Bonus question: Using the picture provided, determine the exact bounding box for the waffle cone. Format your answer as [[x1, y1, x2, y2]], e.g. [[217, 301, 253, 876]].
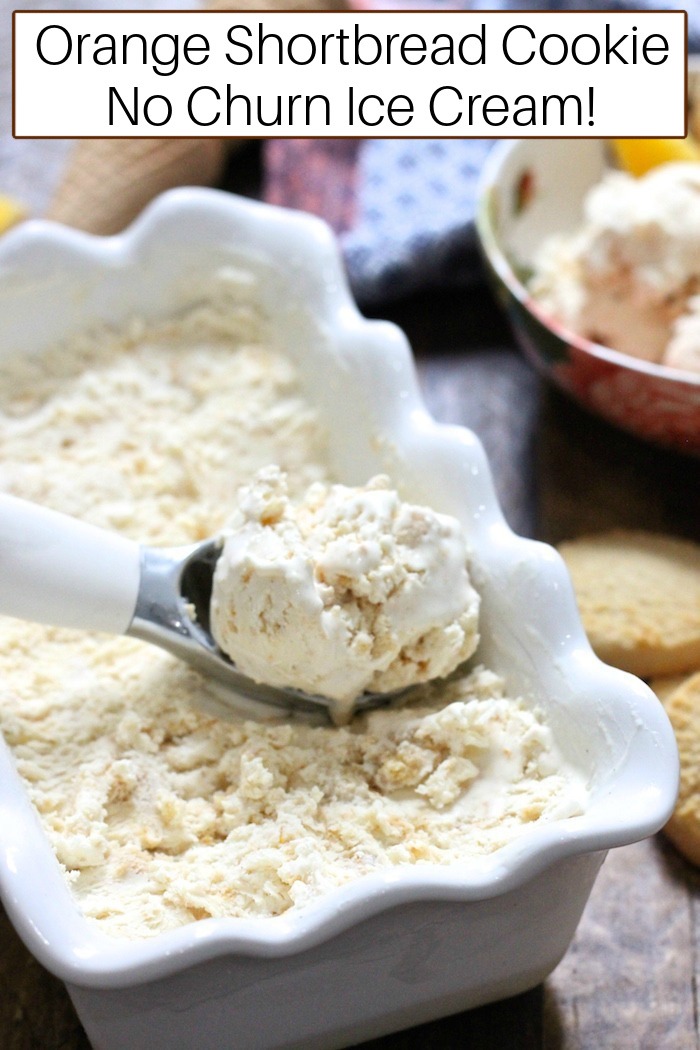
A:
[[46, 0, 348, 234], [45, 138, 233, 235]]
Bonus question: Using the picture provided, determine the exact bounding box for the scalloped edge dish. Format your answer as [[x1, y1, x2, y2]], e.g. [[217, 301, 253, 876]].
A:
[[0, 189, 679, 1050]]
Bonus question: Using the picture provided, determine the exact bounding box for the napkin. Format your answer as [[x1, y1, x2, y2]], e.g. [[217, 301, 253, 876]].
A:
[[263, 0, 699, 305]]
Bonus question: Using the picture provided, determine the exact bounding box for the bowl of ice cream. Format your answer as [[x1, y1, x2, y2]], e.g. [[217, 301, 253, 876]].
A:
[[0, 188, 678, 1050], [475, 139, 700, 456]]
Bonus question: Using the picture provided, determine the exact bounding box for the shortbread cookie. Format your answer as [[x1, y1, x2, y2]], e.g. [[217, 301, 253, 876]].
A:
[[558, 531, 700, 678], [650, 674, 690, 705], [652, 672, 700, 866]]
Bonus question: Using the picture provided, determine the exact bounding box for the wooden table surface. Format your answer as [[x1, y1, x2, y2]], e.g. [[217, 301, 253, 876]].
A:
[[1, 282, 699, 1049]]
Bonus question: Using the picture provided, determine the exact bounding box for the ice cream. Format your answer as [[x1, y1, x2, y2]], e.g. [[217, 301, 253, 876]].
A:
[[5, 643, 584, 936], [0, 271, 586, 939], [665, 296, 700, 373], [530, 162, 700, 372], [210, 467, 480, 721]]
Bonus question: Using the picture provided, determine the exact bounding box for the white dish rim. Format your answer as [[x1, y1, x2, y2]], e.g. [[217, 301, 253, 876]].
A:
[[0, 187, 680, 989]]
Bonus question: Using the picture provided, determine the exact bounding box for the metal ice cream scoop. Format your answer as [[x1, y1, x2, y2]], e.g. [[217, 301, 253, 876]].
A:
[[0, 494, 394, 716]]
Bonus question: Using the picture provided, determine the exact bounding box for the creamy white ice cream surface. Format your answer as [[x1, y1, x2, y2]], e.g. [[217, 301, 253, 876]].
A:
[[210, 467, 480, 721], [0, 271, 586, 938]]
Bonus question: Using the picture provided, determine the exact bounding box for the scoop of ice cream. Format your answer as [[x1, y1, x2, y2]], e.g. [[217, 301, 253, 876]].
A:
[[530, 162, 700, 363], [664, 296, 700, 373], [580, 163, 700, 295], [210, 467, 479, 718]]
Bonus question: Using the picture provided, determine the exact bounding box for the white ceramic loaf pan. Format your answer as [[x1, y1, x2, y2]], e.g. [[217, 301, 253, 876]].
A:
[[0, 189, 679, 1050]]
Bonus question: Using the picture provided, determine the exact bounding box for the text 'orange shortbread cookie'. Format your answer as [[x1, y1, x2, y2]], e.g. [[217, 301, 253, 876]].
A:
[[558, 531, 700, 678], [651, 672, 700, 867]]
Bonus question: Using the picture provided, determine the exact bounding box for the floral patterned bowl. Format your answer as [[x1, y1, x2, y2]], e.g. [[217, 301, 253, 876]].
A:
[[475, 137, 700, 456]]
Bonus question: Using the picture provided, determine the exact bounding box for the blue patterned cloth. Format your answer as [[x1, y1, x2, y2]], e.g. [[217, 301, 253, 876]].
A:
[[321, 0, 697, 304], [341, 139, 492, 303]]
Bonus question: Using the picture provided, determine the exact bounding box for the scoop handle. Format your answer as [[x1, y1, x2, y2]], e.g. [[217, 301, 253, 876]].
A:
[[0, 494, 141, 634]]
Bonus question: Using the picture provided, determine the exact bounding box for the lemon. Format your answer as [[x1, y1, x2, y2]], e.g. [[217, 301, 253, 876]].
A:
[[611, 137, 700, 177], [0, 195, 27, 233]]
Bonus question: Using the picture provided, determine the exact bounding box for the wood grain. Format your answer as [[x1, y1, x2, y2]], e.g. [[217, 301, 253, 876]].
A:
[[544, 839, 700, 1050], [0, 904, 89, 1049]]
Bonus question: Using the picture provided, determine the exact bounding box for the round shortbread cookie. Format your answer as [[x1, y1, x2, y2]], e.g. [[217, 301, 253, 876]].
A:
[[652, 671, 700, 866], [558, 531, 700, 678], [651, 674, 690, 705]]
